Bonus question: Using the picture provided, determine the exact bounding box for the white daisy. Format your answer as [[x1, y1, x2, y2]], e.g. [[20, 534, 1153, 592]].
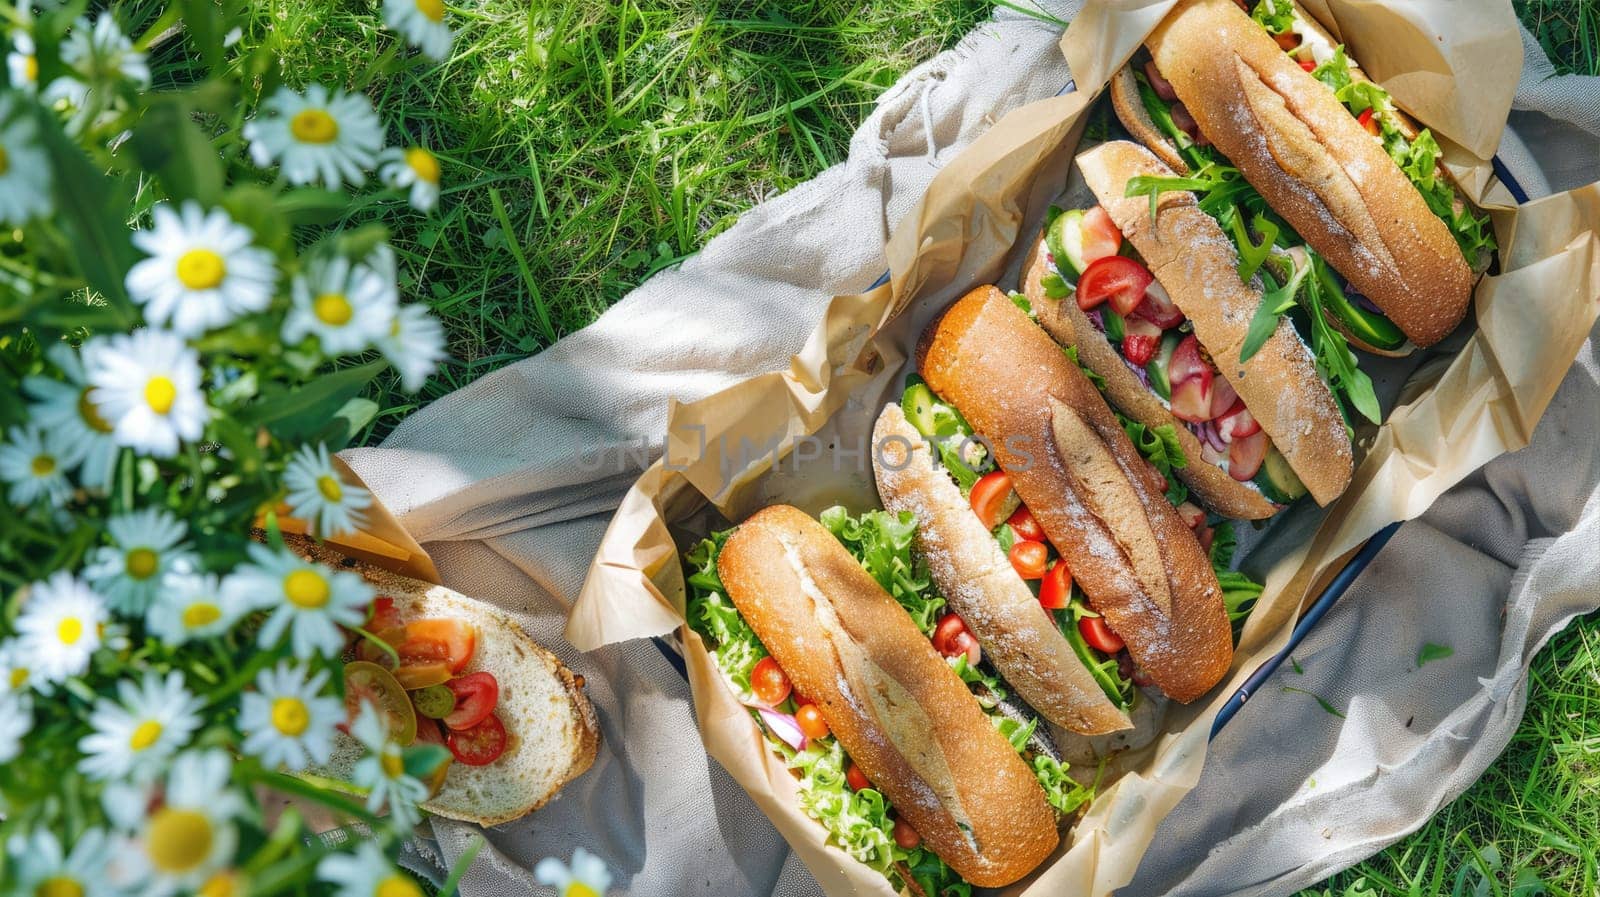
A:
[[243, 84, 384, 188], [238, 661, 343, 771], [5, 828, 116, 897], [318, 840, 426, 897], [382, 0, 454, 61], [535, 848, 614, 897], [84, 508, 198, 615], [283, 252, 398, 355], [15, 572, 108, 683], [0, 424, 73, 507], [84, 330, 210, 458], [233, 543, 372, 658], [283, 443, 372, 537], [0, 638, 46, 697], [113, 749, 245, 897], [379, 303, 448, 393], [350, 701, 428, 830], [0, 692, 31, 764], [60, 13, 150, 87], [24, 343, 122, 491], [144, 571, 251, 646], [125, 201, 278, 336], [7, 31, 38, 94], [78, 669, 204, 782], [0, 92, 53, 226], [379, 145, 442, 212]]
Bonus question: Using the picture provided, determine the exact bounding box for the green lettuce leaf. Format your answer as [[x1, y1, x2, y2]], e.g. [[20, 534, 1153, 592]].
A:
[[819, 506, 946, 634], [1207, 521, 1265, 635], [1250, 0, 1295, 34], [1119, 415, 1189, 505], [684, 532, 768, 694], [1033, 754, 1095, 816]]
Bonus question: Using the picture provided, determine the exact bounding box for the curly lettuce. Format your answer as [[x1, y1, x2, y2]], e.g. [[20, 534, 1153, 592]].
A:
[[1120, 417, 1189, 505], [819, 506, 946, 634], [685, 532, 767, 695]]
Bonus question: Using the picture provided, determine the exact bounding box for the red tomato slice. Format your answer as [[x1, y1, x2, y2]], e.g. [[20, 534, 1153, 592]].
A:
[[1208, 373, 1240, 419], [1228, 430, 1269, 481], [932, 613, 967, 656], [1273, 30, 1302, 51], [1079, 615, 1126, 654], [1135, 282, 1184, 329], [1076, 256, 1154, 316], [1038, 560, 1072, 610], [1168, 335, 1213, 389], [368, 596, 401, 633], [893, 817, 922, 849], [446, 712, 508, 766], [846, 763, 871, 792], [749, 656, 792, 707], [1216, 400, 1262, 440], [1080, 206, 1123, 266], [1008, 540, 1049, 580], [1169, 376, 1216, 423], [1357, 107, 1379, 136], [442, 671, 500, 731], [969, 471, 1015, 530], [1299, 58, 1317, 72], [397, 619, 477, 673], [1122, 317, 1163, 366], [949, 631, 982, 666], [1174, 501, 1207, 530], [1006, 505, 1044, 542], [795, 703, 830, 740]]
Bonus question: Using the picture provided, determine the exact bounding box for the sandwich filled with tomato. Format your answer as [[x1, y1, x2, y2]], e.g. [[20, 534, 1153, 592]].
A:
[[685, 504, 1094, 894], [1109, 0, 1495, 354], [1021, 140, 1353, 518]]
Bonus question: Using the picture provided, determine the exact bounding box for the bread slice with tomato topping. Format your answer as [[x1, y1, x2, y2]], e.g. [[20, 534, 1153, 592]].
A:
[[286, 534, 600, 827]]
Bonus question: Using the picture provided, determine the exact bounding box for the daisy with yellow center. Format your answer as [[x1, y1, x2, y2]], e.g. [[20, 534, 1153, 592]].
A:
[[0, 424, 73, 507], [0, 93, 52, 226], [382, 0, 454, 61], [380, 301, 449, 393], [144, 571, 251, 646], [243, 84, 384, 188], [235, 544, 373, 658], [535, 848, 614, 897], [239, 661, 343, 771], [125, 201, 278, 336], [7, 32, 39, 94], [23, 343, 121, 491], [378, 145, 442, 212], [284, 249, 399, 356], [84, 508, 197, 615], [83, 330, 210, 458], [110, 749, 244, 897], [5, 828, 114, 897], [283, 442, 373, 537], [350, 702, 428, 830], [318, 841, 428, 897], [14, 573, 107, 684], [78, 670, 203, 782]]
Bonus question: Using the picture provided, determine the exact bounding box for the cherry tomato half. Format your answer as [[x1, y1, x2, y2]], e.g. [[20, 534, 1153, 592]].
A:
[[1038, 560, 1073, 610], [1079, 206, 1124, 266], [1079, 615, 1126, 655], [1009, 540, 1049, 580], [343, 660, 418, 746], [442, 671, 500, 731], [932, 613, 968, 656], [795, 703, 830, 740], [949, 631, 981, 666], [396, 619, 477, 673], [1006, 505, 1044, 542], [846, 763, 871, 792], [750, 656, 792, 708], [1076, 256, 1155, 317], [892, 817, 922, 849], [446, 712, 509, 766], [969, 471, 1015, 530], [1299, 58, 1317, 72]]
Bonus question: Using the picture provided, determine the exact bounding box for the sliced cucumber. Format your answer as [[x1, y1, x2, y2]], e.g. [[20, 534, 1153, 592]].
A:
[[1146, 331, 1181, 400], [1316, 259, 1406, 352], [1102, 307, 1126, 343], [1047, 208, 1090, 279], [1254, 446, 1308, 504], [901, 379, 941, 438]]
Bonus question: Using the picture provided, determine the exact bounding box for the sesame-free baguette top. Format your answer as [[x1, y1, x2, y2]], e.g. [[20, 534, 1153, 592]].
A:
[[716, 505, 1057, 888], [917, 286, 1231, 703], [872, 403, 1133, 735], [1145, 0, 1471, 347], [1074, 140, 1353, 507]]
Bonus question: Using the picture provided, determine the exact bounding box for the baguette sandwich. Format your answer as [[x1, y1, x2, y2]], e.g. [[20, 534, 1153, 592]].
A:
[[1110, 0, 1496, 353]]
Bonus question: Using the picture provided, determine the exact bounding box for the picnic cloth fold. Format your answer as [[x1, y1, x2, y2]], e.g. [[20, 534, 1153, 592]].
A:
[[342, 3, 1600, 895]]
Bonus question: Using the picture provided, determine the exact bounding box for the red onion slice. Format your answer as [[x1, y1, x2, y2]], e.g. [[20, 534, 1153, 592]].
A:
[[758, 708, 807, 752]]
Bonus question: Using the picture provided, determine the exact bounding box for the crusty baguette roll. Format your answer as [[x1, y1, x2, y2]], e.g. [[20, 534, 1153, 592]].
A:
[[918, 286, 1232, 703], [871, 403, 1133, 735], [1034, 140, 1353, 508], [717, 505, 1058, 888], [1141, 0, 1471, 347], [288, 535, 600, 827]]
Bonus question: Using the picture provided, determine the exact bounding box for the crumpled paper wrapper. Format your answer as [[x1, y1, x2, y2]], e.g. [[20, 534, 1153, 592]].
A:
[[571, 1, 1600, 895]]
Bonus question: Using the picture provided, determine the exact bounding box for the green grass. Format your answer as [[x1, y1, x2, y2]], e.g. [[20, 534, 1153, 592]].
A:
[[236, 2, 1598, 894]]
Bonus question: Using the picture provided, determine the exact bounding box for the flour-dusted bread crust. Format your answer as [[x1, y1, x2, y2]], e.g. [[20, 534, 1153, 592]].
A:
[[1069, 140, 1353, 507], [871, 404, 1132, 735], [717, 506, 1058, 888], [917, 287, 1231, 703], [288, 535, 600, 827], [1142, 0, 1472, 347]]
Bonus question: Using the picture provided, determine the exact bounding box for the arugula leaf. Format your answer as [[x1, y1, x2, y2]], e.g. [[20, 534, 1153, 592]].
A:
[[949, 652, 1007, 707], [1033, 754, 1095, 816], [1229, 212, 1280, 283], [819, 507, 946, 634], [1057, 605, 1135, 708], [1250, 0, 1295, 33], [1304, 256, 1382, 423], [1283, 685, 1346, 719], [1417, 642, 1454, 667], [1240, 254, 1308, 363]]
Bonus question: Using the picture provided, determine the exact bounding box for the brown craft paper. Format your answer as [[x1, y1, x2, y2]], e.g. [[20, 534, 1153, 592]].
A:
[[572, 1, 1600, 894]]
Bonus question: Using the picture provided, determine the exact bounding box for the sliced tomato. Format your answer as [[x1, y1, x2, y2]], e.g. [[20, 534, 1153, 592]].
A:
[[1208, 373, 1240, 419], [1216, 400, 1262, 440], [1273, 30, 1302, 51], [846, 763, 871, 792], [969, 471, 1015, 530], [442, 671, 500, 731], [1169, 375, 1216, 423], [393, 662, 453, 691], [1080, 206, 1123, 266], [1079, 615, 1126, 654], [949, 631, 981, 666], [1168, 335, 1213, 390], [750, 656, 791, 708], [892, 817, 922, 849], [368, 596, 401, 633], [1006, 505, 1044, 542], [343, 661, 418, 746], [1136, 281, 1184, 329], [395, 619, 477, 673], [1008, 540, 1049, 580], [795, 703, 830, 740], [1299, 58, 1317, 72], [1228, 429, 1269, 480], [1174, 501, 1207, 530], [446, 712, 508, 766], [1038, 560, 1072, 610], [1076, 256, 1154, 316], [1122, 317, 1163, 366], [1357, 107, 1379, 136], [932, 613, 968, 656]]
